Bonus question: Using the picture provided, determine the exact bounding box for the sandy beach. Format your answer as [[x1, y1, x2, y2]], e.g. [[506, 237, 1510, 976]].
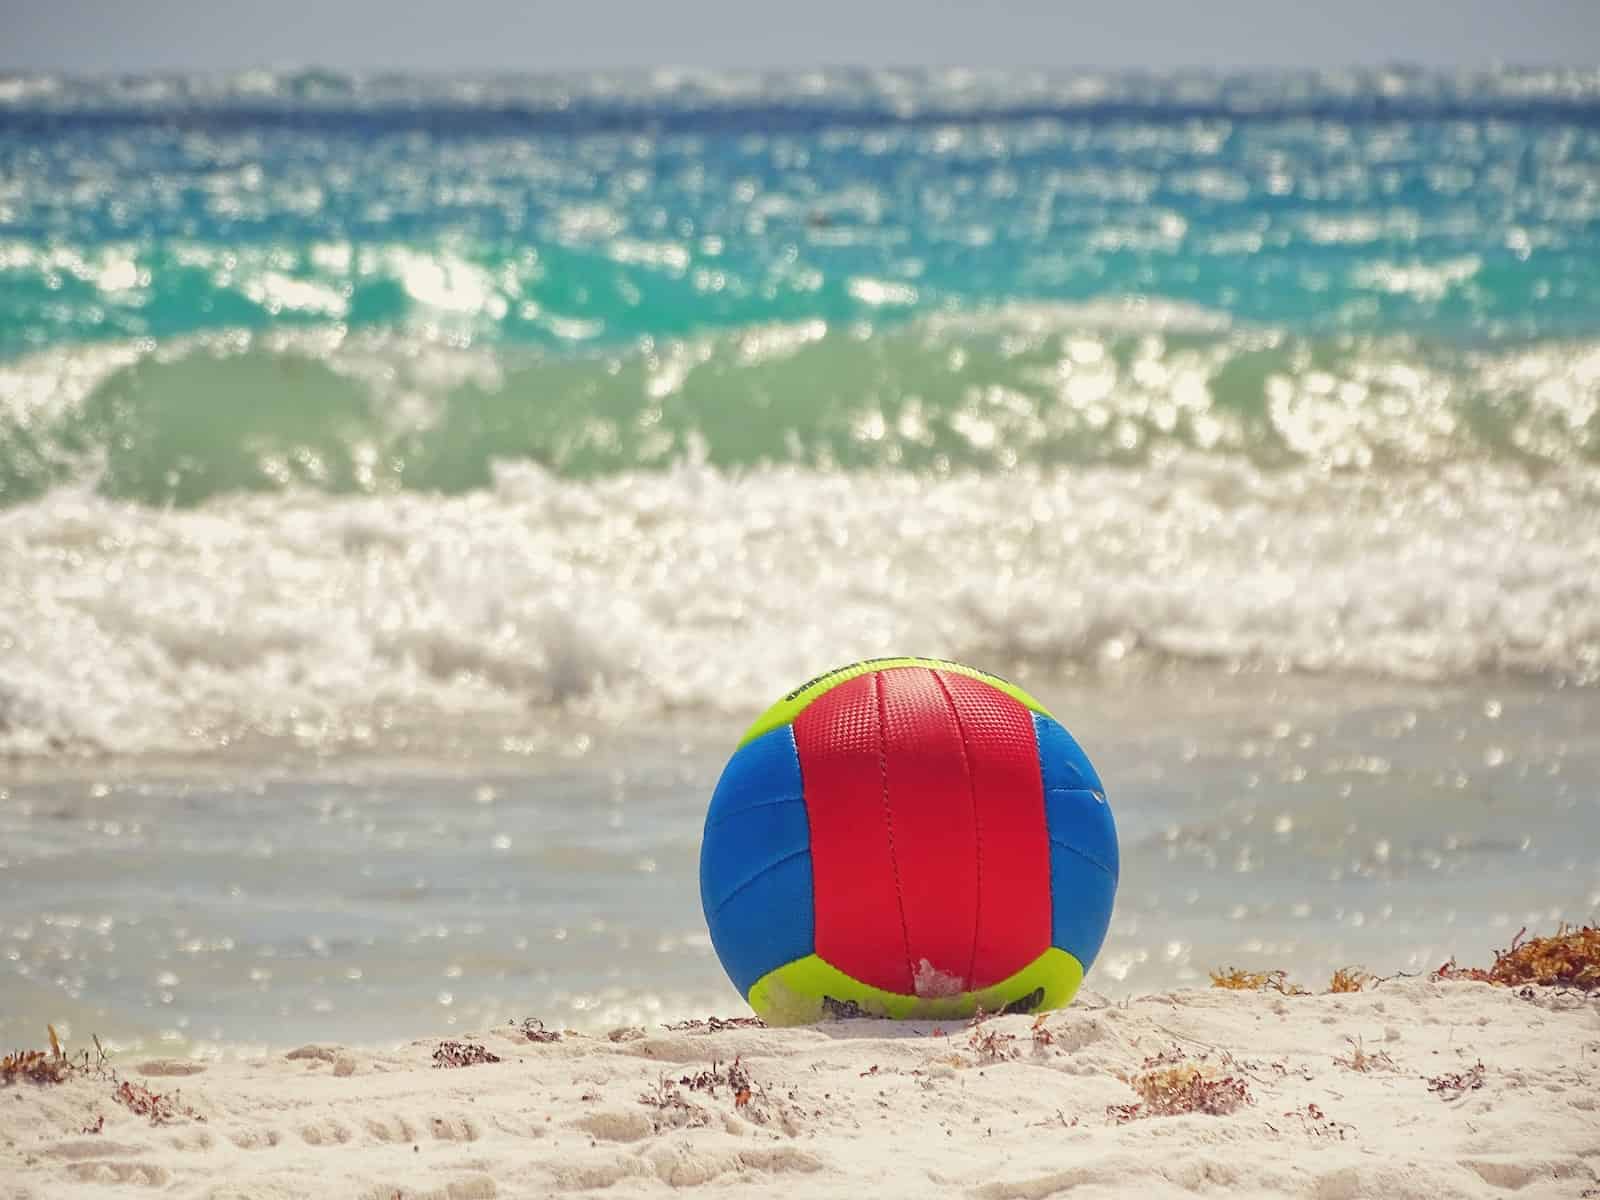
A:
[[5, 976, 1597, 1199]]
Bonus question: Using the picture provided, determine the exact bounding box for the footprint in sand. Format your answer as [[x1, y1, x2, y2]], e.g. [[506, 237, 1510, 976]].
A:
[[364, 1113, 420, 1143], [65, 1161, 173, 1187], [298, 1117, 353, 1146], [226, 1127, 282, 1150], [428, 1114, 482, 1142]]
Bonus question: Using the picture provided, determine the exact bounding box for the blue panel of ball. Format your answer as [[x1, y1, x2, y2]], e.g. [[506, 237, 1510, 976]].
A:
[[1034, 712, 1106, 796], [1034, 714, 1119, 971], [699, 725, 815, 996]]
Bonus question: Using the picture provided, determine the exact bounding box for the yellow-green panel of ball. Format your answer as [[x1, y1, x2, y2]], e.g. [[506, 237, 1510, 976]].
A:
[[747, 946, 1085, 1026]]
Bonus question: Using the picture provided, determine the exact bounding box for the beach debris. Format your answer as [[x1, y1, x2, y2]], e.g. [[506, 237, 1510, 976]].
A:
[[1030, 1015, 1056, 1052], [1434, 924, 1600, 993], [1334, 1036, 1395, 1074], [637, 1056, 765, 1128], [660, 1015, 766, 1032], [1108, 1062, 1252, 1123], [1327, 967, 1374, 993], [1029, 1109, 1079, 1129], [511, 1018, 562, 1044], [1209, 967, 1308, 995], [1140, 1046, 1189, 1069], [964, 1010, 1019, 1063], [114, 1079, 205, 1125], [2, 1024, 79, 1086], [1426, 1060, 1486, 1100], [968, 1026, 1018, 1063], [7, 1025, 202, 1124], [80, 1114, 105, 1134], [1, 1047, 72, 1086], [680, 1057, 754, 1099], [636, 1075, 712, 1130], [1279, 1102, 1351, 1140], [431, 1041, 501, 1069]]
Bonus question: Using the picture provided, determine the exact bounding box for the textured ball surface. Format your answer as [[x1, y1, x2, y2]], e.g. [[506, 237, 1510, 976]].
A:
[[700, 658, 1118, 1025]]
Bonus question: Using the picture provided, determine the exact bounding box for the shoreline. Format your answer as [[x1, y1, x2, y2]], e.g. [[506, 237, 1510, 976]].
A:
[[5, 976, 1598, 1199]]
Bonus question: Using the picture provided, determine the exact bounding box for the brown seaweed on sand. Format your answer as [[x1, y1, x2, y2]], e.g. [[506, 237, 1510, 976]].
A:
[[113, 1080, 206, 1125], [432, 1041, 501, 1068], [1426, 1060, 1486, 1100], [1108, 1062, 1252, 1123], [511, 1018, 562, 1044], [1209, 968, 1308, 995], [1326, 967, 1374, 993], [1, 1048, 72, 1086], [2, 1025, 80, 1086], [1433, 924, 1600, 992]]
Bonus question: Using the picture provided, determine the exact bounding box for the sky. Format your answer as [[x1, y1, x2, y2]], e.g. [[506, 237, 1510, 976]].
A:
[[1, 0, 1597, 73]]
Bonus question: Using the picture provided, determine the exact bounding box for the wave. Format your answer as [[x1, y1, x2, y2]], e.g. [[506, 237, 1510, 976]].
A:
[[2, 451, 1598, 757], [2, 308, 1597, 507]]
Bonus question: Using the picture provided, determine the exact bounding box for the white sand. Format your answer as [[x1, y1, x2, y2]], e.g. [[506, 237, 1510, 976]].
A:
[[4, 979, 1598, 1200]]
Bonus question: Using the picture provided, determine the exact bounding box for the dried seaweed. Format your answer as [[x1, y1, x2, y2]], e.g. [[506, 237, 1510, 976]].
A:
[[1433, 925, 1600, 992], [1333, 1036, 1395, 1073], [431, 1041, 501, 1069], [510, 1018, 562, 1044], [113, 1080, 205, 1125], [680, 1057, 754, 1099], [1209, 968, 1307, 995], [1139, 1046, 1189, 1069], [1426, 1060, 1486, 1100], [1279, 1102, 1351, 1140], [637, 1074, 711, 1128], [638, 1057, 760, 1124], [967, 1024, 1018, 1063], [1, 1048, 72, 1086], [1108, 1063, 1252, 1123], [2, 1025, 81, 1086], [1326, 967, 1373, 994]]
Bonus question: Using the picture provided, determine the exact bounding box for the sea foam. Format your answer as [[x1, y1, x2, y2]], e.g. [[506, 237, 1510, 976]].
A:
[[3, 454, 1597, 757]]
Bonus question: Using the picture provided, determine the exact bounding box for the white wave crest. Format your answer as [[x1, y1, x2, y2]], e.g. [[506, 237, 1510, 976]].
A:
[[2, 456, 1597, 757]]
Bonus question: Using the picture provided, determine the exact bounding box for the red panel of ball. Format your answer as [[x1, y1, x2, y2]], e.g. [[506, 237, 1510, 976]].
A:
[[792, 665, 1051, 996]]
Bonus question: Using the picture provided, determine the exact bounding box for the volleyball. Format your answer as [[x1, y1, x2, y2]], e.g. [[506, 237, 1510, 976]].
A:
[[700, 657, 1118, 1025]]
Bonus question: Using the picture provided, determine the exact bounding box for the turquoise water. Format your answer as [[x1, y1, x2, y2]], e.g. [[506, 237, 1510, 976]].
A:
[[2, 68, 1599, 504]]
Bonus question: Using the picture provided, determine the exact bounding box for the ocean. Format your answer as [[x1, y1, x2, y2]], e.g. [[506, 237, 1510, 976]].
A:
[[1, 67, 1597, 1053]]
